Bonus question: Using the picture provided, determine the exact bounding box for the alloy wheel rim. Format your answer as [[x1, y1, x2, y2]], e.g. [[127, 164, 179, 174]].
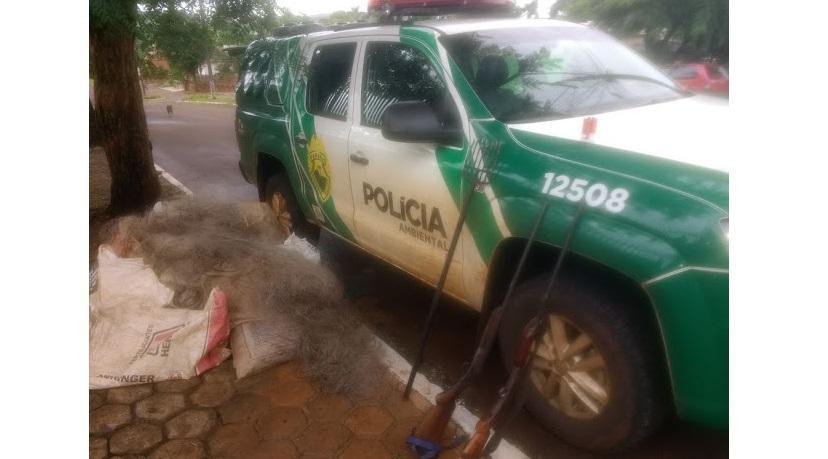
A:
[[530, 315, 610, 419]]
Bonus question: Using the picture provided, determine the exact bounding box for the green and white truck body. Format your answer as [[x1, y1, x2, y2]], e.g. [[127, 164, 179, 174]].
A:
[[235, 18, 728, 446]]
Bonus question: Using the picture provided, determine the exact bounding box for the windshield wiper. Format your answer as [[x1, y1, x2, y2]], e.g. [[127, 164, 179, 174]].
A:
[[546, 72, 689, 95]]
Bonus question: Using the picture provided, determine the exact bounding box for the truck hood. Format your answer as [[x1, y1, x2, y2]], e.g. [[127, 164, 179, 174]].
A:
[[507, 95, 729, 212], [508, 94, 730, 173]]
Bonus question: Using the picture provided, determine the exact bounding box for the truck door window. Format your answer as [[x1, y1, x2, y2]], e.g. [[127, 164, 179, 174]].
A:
[[361, 42, 458, 129], [307, 42, 356, 121]]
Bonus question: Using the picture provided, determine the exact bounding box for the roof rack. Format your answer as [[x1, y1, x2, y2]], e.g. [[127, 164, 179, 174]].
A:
[[271, 23, 327, 37], [328, 21, 382, 31], [368, 0, 518, 18]]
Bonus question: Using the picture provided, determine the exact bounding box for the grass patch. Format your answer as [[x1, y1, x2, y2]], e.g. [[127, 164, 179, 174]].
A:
[[185, 93, 235, 104]]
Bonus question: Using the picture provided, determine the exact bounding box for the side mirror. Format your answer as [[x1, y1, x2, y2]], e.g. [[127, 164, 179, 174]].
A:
[[380, 101, 462, 146]]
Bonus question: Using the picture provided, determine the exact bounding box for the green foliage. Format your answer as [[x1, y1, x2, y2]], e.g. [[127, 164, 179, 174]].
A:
[[554, 0, 728, 61], [90, 0, 137, 34], [135, 0, 303, 83], [213, 0, 300, 45], [151, 6, 214, 77]]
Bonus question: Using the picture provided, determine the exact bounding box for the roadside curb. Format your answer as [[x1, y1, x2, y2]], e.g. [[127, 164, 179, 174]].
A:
[[155, 164, 193, 196]]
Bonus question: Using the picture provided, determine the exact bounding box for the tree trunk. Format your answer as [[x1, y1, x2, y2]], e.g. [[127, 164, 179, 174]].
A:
[[90, 26, 161, 215], [89, 100, 99, 148], [206, 55, 216, 99]]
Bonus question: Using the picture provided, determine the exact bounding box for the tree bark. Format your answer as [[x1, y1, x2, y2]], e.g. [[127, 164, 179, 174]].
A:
[[206, 54, 216, 99], [90, 25, 160, 215]]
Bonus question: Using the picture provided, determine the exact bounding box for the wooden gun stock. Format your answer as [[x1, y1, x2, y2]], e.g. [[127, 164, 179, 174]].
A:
[[413, 392, 457, 444], [411, 307, 505, 447], [461, 419, 492, 459]]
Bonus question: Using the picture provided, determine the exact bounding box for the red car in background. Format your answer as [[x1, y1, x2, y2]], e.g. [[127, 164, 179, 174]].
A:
[[667, 63, 729, 96]]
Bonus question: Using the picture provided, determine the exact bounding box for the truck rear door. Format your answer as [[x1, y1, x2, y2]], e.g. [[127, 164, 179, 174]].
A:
[[287, 39, 359, 236]]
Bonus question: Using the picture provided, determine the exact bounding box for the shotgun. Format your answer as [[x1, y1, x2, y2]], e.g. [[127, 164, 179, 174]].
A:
[[404, 139, 502, 399], [462, 203, 586, 458], [461, 315, 539, 458], [407, 199, 553, 458]]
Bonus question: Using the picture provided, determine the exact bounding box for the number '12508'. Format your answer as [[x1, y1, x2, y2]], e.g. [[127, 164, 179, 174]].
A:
[[541, 172, 629, 213]]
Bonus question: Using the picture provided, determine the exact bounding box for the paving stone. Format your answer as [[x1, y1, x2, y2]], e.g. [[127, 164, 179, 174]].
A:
[[247, 439, 299, 459], [272, 360, 303, 381], [437, 445, 464, 459], [295, 422, 351, 456], [255, 407, 307, 440], [202, 360, 236, 385], [306, 392, 353, 422], [382, 391, 424, 421], [207, 423, 259, 458], [149, 439, 206, 459], [90, 391, 106, 410], [382, 417, 419, 457], [89, 437, 108, 459], [165, 409, 217, 439], [155, 377, 201, 393], [109, 423, 163, 455], [190, 381, 235, 408], [234, 365, 279, 393], [340, 439, 392, 459], [345, 406, 394, 437], [90, 404, 132, 434], [218, 393, 273, 424], [349, 374, 397, 406], [251, 369, 316, 407], [135, 393, 187, 422], [107, 385, 153, 404]]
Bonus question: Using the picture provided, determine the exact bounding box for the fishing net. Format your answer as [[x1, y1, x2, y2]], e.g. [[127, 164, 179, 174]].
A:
[[98, 198, 382, 395]]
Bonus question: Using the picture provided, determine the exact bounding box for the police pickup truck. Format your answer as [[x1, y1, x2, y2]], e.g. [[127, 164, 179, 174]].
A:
[[234, 18, 728, 452]]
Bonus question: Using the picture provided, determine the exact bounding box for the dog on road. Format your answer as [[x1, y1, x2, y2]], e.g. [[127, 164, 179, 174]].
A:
[[166, 104, 173, 116]]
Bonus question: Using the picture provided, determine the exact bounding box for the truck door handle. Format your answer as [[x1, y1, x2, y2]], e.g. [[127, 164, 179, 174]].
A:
[[350, 151, 369, 165], [294, 133, 307, 147]]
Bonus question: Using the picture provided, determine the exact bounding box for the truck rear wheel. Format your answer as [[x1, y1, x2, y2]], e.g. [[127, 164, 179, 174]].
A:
[[263, 173, 320, 244], [498, 275, 668, 452]]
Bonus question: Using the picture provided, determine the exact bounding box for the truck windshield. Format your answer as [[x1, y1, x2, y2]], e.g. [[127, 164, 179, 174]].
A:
[[440, 26, 686, 123]]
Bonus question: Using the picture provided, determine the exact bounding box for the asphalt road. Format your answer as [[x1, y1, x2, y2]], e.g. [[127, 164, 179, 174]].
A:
[[147, 99, 258, 202], [145, 99, 727, 458]]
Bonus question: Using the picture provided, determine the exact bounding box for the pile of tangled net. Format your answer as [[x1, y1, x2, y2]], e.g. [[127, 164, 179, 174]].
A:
[[101, 198, 382, 396]]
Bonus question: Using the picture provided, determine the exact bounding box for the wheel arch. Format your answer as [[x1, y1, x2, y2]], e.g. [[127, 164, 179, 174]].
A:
[[482, 237, 675, 405], [256, 151, 286, 201]]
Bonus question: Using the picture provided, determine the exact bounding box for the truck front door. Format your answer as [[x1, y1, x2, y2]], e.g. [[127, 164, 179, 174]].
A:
[[348, 39, 468, 297]]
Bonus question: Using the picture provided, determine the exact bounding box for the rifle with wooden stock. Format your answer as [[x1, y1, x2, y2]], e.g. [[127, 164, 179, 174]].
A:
[[406, 198, 554, 459], [462, 202, 586, 459]]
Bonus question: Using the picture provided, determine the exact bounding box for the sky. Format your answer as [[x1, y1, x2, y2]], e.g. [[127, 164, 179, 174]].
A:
[[275, 0, 558, 18]]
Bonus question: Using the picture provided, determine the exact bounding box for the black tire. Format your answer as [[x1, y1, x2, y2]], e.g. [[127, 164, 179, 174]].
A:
[[263, 173, 320, 244], [498, 274, 669, 452]]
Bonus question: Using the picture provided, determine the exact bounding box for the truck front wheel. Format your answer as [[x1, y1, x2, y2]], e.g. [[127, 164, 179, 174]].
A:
[[498, 275, 668, 452], [263, 173, 320, 244]]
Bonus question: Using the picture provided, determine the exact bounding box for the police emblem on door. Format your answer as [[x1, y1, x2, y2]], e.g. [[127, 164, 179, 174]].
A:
[[307, 135, 332, 202]]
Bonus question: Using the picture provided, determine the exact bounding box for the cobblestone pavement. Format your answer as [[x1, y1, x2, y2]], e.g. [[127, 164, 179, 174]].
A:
[[90, 359, 465, 459]]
